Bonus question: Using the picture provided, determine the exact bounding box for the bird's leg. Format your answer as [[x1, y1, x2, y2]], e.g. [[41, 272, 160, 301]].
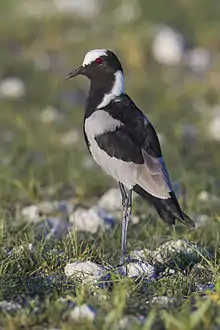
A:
[[118, 182, 132, 265], [172, 224, 176, 240]]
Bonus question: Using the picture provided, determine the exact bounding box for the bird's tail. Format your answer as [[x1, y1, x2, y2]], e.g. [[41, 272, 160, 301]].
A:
[[133, 184, 195, 228]]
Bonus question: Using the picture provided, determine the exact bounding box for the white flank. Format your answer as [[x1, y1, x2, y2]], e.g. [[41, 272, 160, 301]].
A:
[[82, 49, 107, 66], [97, 70, 124, 109], [85, 110, 122, 136], [85, 110, 135, 189]]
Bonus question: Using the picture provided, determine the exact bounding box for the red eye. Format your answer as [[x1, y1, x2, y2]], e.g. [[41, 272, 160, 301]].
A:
[[95, 57, 103, 65]]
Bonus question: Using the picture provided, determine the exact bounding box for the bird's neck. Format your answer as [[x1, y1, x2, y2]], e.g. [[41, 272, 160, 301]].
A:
[[85, 70, 124, 117]]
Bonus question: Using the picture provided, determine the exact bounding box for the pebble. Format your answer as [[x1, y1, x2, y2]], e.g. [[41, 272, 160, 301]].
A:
[[53, 0, 99, 18], [150, 296, 177, 307], [193, 213, 210, 228], [128, 249, 152, 263], [197, 191, 219, 203], [98, 188, 122, 212], [70, 206, 115, 233], [40, 106, 61, 124], [60, 129, 80, 147], [0, 300, 21, 313], [0, 77, 26, 99], [38, 201, 55, 215], [126, 262, 155, 279], [151, 25, 184, 65], [69, 304, 96, 321], [64, 261, 106, 284], [153, 239, 202, 266], [21, 205, 40, 222], [186, 48, 211, 73], [208, 115, 220, 142]]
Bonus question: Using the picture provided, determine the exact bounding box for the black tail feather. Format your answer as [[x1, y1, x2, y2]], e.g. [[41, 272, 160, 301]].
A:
[[133, 185, 195, 228]]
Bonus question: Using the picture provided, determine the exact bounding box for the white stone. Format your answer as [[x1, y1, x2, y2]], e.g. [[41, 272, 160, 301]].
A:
[[0, 78, 25, 99], [21, 205, 40, 222], [127, 262, 155, 279], [38, 201, 55, 214], [60, 129, 80, 146], [186, 48, 211, 73], [193, 213, 210, 228], [208, 115, 220, 141], [70, 304, 96, 321], [64, 261, 105, 283], [152, 26, 184, 65], [40, 106, 60, 124], [129, 249, 152, 262], [197, 190, 209, 202], [116, 3, 140, 23], [82, 156, 95, 169], [70, 206, 105, 233], [53, 0, 99, 18], [98, 188, 122, 212], [153, 239, 201, 264], [151, 296, 176, 306], [0, 301, 21, 312]]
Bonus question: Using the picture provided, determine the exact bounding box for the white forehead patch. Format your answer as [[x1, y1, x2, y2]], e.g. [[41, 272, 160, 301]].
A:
[[82, 49, 107, 67]]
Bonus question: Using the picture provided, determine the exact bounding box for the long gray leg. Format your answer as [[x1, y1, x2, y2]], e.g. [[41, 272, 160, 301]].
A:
[[118, 182, 132, 265]]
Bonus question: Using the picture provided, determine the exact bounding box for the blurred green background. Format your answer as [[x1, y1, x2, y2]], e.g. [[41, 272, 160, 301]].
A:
[[0, 0, 220, 209]]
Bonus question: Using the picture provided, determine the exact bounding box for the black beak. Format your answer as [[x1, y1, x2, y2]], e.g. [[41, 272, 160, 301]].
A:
[[65, 65, 85, 79]]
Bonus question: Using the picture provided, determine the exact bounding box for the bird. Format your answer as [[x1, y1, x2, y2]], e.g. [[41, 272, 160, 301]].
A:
[[66, 49, 195, 265]]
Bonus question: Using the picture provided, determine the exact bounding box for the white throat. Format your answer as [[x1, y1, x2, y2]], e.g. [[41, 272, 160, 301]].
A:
[[97, 70, 124, 109]]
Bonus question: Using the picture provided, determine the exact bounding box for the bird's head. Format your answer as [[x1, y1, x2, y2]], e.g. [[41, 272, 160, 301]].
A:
[[66, 49, 123, 80], [66, 49, 124, 108]]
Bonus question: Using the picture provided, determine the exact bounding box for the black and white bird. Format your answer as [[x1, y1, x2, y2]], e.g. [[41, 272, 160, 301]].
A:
[[66, 49, 195, 264]]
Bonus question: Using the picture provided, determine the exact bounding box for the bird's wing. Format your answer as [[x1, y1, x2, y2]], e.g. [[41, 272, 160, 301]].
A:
[[107, 95, 173, 199], [101, 95, 194, 227]]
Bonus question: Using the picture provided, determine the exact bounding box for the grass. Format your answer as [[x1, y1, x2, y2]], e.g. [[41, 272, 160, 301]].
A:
[[0, 0, 220, 329]]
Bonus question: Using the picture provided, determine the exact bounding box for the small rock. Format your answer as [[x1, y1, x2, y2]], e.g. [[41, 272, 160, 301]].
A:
[[208, 115, 220, 141], [38, 201, 55, 214], [193, 213, 210, 228], [126, 262, 155, 279], [40, 106, 61, 124], [70, 206, 114, 233], [60, 129, 80, 146], [186, 48, 211, 73], [197, 191, 219, 204], [0, 77, 26, 99], [131, 215, 139, 224], [81, 156, 95, 169], [21, 205, 40, 222], [69, 304, 96, 321], [153, 239, 203, 268], [116, 315, 141, 330], [197, 190, 210, 202], [150, 296, 176, 307], [0, 301, 21, 313], [64, 261, 106, 284], [129, 249, 152, 263], [98, 188, 122, 212], [152, 25, 184, 65]]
